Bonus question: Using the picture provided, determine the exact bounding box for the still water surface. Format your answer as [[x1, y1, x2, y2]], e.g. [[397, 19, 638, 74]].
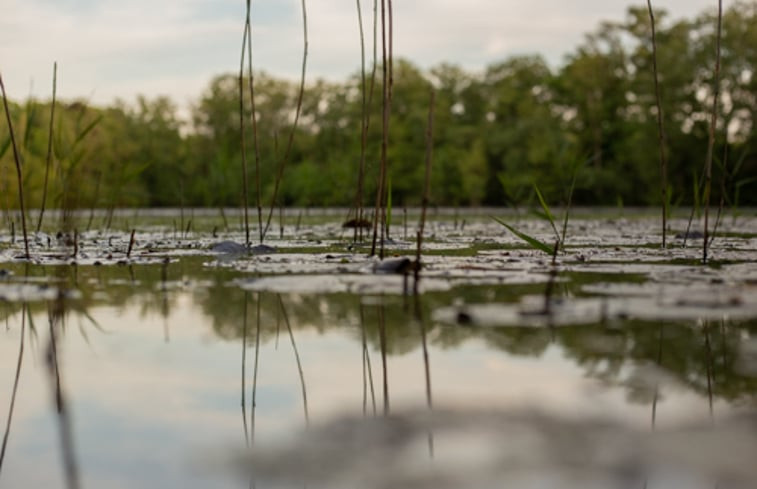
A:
[[1, 213, 757, 488]]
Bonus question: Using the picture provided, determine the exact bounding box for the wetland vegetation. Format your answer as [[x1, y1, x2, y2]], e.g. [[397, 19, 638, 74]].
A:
[[1, 1, 757, 488], [0, 4, 756, 211]]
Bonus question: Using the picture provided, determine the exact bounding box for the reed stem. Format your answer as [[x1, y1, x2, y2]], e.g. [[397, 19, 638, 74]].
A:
[[352, 0, 368, 243], [0, 74, 30, 259], [244, 1, 264, 245], [239, 8, 252, 245], [370, 0, 391, 258], [262, 0, 308, 241], [414, 89, 435, 294], [646, 2, 668, 248], [703, 0, 723, 264], [37, 62, 57, 233]]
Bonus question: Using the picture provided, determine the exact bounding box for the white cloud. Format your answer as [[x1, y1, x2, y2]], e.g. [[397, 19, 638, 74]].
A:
[[0, 0, 730, 106]]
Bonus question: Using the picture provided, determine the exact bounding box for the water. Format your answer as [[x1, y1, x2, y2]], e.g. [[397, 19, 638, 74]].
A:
[[1, 210, 756, 488]]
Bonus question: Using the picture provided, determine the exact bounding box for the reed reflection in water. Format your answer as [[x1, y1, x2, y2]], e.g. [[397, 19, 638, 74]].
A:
[[0, 262, 754, 488]]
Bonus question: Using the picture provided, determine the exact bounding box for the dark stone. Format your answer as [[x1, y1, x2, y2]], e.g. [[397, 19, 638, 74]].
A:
[[456, 310, 473, 325], [250, 244, 277, 255], [210, 241, 248, 254]]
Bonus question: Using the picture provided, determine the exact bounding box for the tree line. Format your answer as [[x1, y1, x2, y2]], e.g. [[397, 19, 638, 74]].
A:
[[1, 2, 756, 212]]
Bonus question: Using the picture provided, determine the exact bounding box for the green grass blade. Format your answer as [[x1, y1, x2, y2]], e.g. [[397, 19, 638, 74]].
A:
[[533, 184, 560, 241], [73, 114, 102, 148], [492, 216, 553, 255], [22, 99, 38, 151], [560, 165, 579, 246]]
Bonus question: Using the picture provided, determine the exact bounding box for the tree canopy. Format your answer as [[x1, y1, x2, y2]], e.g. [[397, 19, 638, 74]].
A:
[[1, 2, 756, 211]]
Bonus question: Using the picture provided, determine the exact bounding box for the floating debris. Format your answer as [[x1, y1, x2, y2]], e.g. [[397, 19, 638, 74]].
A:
[[341, 218, 372, 229]]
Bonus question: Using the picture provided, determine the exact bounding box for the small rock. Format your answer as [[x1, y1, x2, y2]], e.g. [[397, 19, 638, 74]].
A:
[[250, 244, 277, 255], [210, 241, 248, 254], [456, 310, 473, 325], [375, 257, 418, 274]]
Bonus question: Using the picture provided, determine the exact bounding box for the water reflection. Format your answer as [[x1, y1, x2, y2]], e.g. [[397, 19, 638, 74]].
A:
[[0, 258, 756, 488], [0, 303, 25, 474]]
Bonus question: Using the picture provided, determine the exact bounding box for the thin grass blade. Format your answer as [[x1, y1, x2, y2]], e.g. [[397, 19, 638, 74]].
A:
[[492, 216, 553, 255], [533, 184, 559, 241]]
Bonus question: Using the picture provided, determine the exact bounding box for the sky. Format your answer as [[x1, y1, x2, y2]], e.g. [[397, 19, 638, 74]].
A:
[[0, 0, 728, 109]]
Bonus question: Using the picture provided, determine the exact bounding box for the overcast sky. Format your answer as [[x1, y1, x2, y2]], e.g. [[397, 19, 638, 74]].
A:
[[1, 0, 727, 108]]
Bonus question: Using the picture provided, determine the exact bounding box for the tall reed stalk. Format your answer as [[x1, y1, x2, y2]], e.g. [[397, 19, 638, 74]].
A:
[[646, 1, 668, 248], [239, 3, 252, 245], [370, 0, 392, 258], [261, 0, 308, 242], [37, 62, 57, 233], [247, 0, 265, 244], [0, 74, 30, 259], [414, 89, 435, 294], [703, 0, 723, 264], [351, 0, 369, 242]]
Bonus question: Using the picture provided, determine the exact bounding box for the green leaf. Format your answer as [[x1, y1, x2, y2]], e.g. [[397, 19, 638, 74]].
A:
[[533, 184, 560, 241], [72, 114, 103, 148], [492, 216, 553, 255]]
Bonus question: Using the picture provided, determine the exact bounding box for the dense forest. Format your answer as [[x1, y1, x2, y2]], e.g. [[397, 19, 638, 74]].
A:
[[1, 2, 756, 211]]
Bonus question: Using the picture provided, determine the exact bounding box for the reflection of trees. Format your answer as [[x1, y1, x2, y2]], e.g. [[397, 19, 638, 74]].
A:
[[4, 258, 757, 405], [201, 284, 757, 404], [559, 318, 757, 404]]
